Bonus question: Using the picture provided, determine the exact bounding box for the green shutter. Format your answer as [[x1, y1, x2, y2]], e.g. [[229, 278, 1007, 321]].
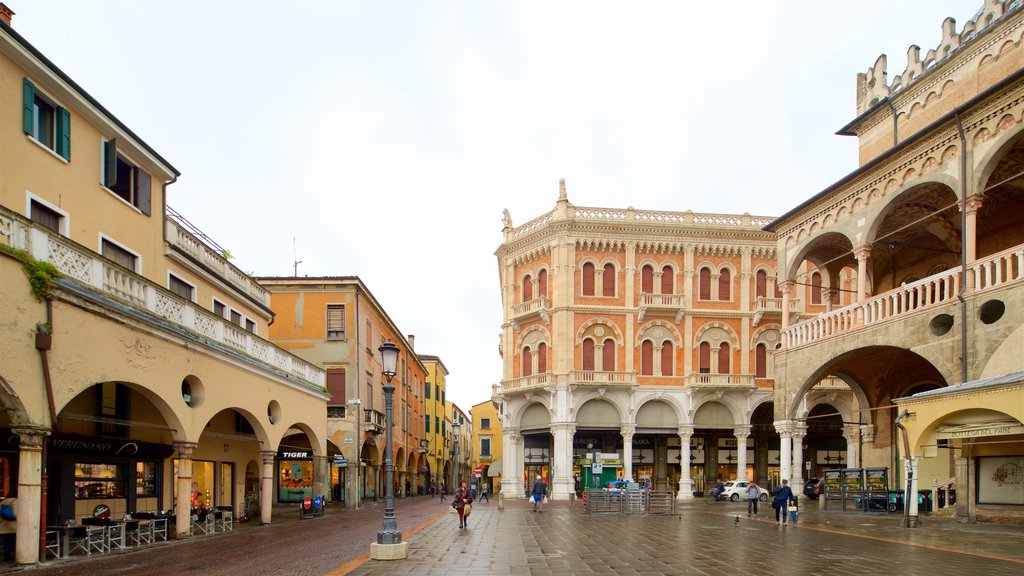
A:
[[23, 78, 34, 135], [136, 168, 151, 215], [56, 107, 71, 160], [103, 139, 117, 186]]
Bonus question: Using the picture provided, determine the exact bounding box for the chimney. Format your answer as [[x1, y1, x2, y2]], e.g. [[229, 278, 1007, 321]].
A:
[[407, 334, 415, 351], [0, 4, 13, 26]]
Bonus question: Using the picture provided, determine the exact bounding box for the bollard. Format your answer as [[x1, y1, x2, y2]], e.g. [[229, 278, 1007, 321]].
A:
[[497, 492, 504, 511], [570, 492, 576, 510]]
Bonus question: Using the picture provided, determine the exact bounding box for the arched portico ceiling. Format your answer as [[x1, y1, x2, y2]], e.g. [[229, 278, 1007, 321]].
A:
[[198, 408, 269, 452], [866, 182, 961, 283], [692, 401, 736, 429], [395, 447, 406, 471], [0, 374, 32, 428], [634, 399, 679, 430], [274, 422, 325, 457], [913, 408, 1024, 453], [56, 381, 188, 443], [977, 132, 1024, 255], [785, 232, 855, 282], [788, 346, 946, 421], [520, 403, 552, 431], [575, 398, 623, 428]]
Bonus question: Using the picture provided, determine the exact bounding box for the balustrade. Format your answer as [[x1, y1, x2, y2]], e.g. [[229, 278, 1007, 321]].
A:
[[684, 373, 756, 387]]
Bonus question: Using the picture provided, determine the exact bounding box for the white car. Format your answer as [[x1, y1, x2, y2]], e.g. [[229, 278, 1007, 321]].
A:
[[721, 481, 769, 502]]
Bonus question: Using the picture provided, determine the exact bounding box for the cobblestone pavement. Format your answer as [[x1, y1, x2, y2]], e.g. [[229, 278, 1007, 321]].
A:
[[6, 496, 1024, 575]]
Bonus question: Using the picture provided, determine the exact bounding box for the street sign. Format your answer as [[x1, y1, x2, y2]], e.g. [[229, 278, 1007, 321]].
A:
[[333, 457, 348, 465], [343, 438, 354, 444]]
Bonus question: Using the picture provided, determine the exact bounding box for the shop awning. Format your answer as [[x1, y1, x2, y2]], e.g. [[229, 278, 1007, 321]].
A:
[[488, 460, 502, 476]]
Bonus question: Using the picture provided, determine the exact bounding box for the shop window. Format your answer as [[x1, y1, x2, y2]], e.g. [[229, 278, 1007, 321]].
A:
[[661, 265, 673, 294], [641, 265, 654, 293], [74, 463, 124, 499], [327, 304, 346, 338], [602, 338, 615, 372], [582, 262, 595, 296], [538, 269, 548, 298], [756, 270, 767, 299], [719, 269, 731, 301], [523, 274, 532, 302], [173, 459, 215, 509], [602, 263, 615, 296], [0, 457, 9, 497], [136, 461, 158, 496], [661, 341, 673, 376], [582, 339, 595, 371], [699, 268, 712, 300], [538, 342, 547, 373], [641, 340, 653, 376]]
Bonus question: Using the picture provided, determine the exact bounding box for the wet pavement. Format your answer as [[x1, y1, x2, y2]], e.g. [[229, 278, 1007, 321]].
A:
[[5, 495, 1024, 575]]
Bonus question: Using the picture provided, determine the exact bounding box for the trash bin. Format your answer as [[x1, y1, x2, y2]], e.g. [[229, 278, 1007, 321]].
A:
[[887, 489, 904, 512], [917, 490, 933, 513]]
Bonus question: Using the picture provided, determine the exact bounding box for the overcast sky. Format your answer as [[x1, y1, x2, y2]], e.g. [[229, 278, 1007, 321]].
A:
[[15, 0, 982, 413]]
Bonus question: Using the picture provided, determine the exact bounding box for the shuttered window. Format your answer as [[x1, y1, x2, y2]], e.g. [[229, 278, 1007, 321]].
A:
[[168, 274, 194, 301], [699, 268, 711, 300], [538, 269, 548, 298], [661, 341, 673, 376], [101, 238, 137, 272], [523, 274, 533, 302], [30, 200, 62, 233], [661, 266, 673, 294], [756, 270, 767, 298], [24, 78, 71, 160], [522, 347, 533, 377], [602, 339, 615, 372], [641, 340, 653, 376], [641, 265, 653, 293], [102, 139, 151, 215], [811, 272, 822, 305], [327, 305, 346, 338], [326, 368, 346, 406], [755, 344, 767, 378], [699, 342, 711, 373], [582, 263, 595, 296], [603, 263, 615, 296], [718, 342, 730, 374], [582, 339, 595, 371], [538, 342, 547, 373], [719, 269, 731, 301]]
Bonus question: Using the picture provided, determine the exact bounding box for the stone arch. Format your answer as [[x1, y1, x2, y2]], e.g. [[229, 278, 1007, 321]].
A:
[[272, 421, 325, 457], [635, 320, 683, 349], [395, 446, 406, 473], [515, 324, 551, 351], [576, 318, 624, 345], [690, 396, 743, 428], [692, 322, 738, 349], [573, 396, 627, 427], [783, 230, 857, 283], [863, 177, 961, 247], [510, 398, 552, 430], [910, 407, 1024, 454], [973, 119, 1024, 198], [0, 373, 38, 428], [632, 394, 684, 428]]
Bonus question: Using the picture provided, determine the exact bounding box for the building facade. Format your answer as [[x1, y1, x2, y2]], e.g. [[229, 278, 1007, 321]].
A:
[[449, 402, 471, 490], [493, 186, 819, 500], [0, 12, 327, 564], [767, 0, 1024, 523], [420, 356, 449, 494], [470, 399, 502, 495], [259, 277, 428, 506]]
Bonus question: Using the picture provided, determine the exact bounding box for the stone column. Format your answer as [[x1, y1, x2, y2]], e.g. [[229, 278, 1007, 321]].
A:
[[964, 196, 984, 264], [621, 425, 635, 483], [260, 450, 276, 525], [843, 424, 860, 469], [313, 454, 329, 501], [174, 442, 198, 538], [551, 423, 573, 500], [954, 456, 970, 522], [677, 426, 693, 500], [780, 281, 793, 329], [12, 428, 48, 564], [594, 343, 605, 372], [734, 426, 751, 481], [906, 456, 922, 527], [775, 421, 794, 484], [501, 428, 522, 498], [791, 425, 807, 487]]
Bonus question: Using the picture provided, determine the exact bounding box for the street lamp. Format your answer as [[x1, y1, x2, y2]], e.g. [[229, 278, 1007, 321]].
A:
[[453, 421, 461, 492], [370, 341, 405, 559], [347, 398, 362, 510]]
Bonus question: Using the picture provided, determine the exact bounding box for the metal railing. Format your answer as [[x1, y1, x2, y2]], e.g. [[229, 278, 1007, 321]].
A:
[[582, 489, 675, 515]]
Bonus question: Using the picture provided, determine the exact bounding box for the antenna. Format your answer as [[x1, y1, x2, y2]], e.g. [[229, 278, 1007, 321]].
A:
[[293, 238, 302, 276]]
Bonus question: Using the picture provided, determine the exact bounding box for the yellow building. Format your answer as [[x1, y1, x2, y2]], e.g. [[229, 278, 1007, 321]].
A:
[[470, 399, 502, 495], [259, 277, 428, 506], [420, 355, 449, 493], [0, 10, 327, 564], [449, 402, 471, 489]]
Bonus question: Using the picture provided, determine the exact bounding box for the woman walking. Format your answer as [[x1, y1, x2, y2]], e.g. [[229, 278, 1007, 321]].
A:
[[454, 480, 473, 529]]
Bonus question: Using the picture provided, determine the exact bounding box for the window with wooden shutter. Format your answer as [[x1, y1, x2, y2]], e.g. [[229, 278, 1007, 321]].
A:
[[603, 339, 615, 372], [538, 342, 547, 373], [538, 269, 547, 298], [661, 266, 673, 294], [522, 347, 532, 377], [327, 305, 346, 338], [102, 138, 151, 215], [30, 200, 62, 233], [101, 238, 137, 272], [326, 368, 346, 406], [719, 269, 731, 301], [603, 263, 615, 296], [718, 342, 730, 374], [811, 272, 822, 305], [756, 270, 767, 299], [660, 341, 673, 376], [168, 273, 194, 301], [641, 265, 653, 293], [641, 340, 653, 376], [582, 263, 595, 296], [699, 268, 711, 300], [699, 342, 710, 373], [755, 344, 767, 378], [522, 274, 532, 302], [582, 339, 595, 371]]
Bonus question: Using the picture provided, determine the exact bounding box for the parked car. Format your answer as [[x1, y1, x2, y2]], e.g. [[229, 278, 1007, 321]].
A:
[[804, 477, 825, 499], [720, 481, 769, 502]]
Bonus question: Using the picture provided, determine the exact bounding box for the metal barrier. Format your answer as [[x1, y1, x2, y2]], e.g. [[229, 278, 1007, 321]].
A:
[[583, 489, 675, 515], [583, 489, 621, 515], [647, 490, 676, 515]]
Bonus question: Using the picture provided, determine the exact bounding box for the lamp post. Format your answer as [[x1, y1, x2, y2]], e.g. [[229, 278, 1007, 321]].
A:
[[453, 421, 461, 492], [347, 398, 362, 509], [370, 341, 406, 559]]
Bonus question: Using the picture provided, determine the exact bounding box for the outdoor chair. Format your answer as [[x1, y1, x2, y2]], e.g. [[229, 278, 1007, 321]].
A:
[[216, 506, 233, 532], [44, 528, 61, 560], [107, 522, 127, 551], [151, 516, 169, 541], [190, 510, 215, 536], [68, 525, 106, 556]]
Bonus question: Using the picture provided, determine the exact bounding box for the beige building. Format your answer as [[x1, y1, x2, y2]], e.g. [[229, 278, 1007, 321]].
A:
[[767, 0, 1024, 523], [470, 399, 502, 495], [449, 402, 471, 489], [0, 9, 327, 564]]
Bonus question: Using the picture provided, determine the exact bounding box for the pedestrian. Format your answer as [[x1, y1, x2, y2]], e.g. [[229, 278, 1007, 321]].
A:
[[479, 485, 490, 503], [746, 482, 760, 517], [773, 479, 794, 525], [0, 492, 15, 562], [405, 479, 411, 498], [454, 480, 473, 529], [439, 481, 447, 503], [531, 475, 546, 512]]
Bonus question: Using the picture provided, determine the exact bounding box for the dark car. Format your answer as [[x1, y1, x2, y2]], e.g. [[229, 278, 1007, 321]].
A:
[[803, 477, 824, 499]]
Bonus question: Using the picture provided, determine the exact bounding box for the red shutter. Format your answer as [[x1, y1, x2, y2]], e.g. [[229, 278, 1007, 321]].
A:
[[538, 342, 547, 373], [603, 339, 615, 372], [522, 347, 533, 377], [755, 344, 767, 378], [327, 368, 346, 406], [756, 270, 767, 299], [699, 342, 710, 372], [661, 266, 673, 294], [660, 341, 673, 376], [538, 269, 548, 298], [641, 265, 653, 293], [523, 274, 533, 302], [719, 269, 731, 301], [603, 263, 616, 296], [699, 268, 711, 300], [811, 272, 822, 305], [582, 339, 595, 371], [718, 343, 730, 374], [641, 341, 653, 375], [582, 263, 595, 296]]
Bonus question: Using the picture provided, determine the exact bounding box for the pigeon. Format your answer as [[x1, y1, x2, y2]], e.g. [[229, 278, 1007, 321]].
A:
[[734, 514, 741, 525]]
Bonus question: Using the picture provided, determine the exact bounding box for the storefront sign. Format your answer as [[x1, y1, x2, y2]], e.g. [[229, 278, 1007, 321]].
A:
[[934, 422, 1024, 440], [47, 433, 173, 459], [278, 450, 312, 459]]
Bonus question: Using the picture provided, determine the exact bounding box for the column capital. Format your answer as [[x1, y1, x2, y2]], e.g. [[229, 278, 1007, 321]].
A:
[[842, 423, 859, 440], [677, 425, 694, 438], [964, 195, 985, 215], [733, 425, 751, 439], [853, 245, 873, 261], [11, 426, 50, 449], [778, 280, 794, 291], [174, 441, 199, 459], [773, 420, 796, 437], [620, 424, 636, 436], [791, 425, 808, 440], [860, 424, 876, 443], [261, 450, 277, 465]]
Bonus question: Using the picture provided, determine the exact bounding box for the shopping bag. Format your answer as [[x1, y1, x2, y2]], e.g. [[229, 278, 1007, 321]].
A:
[[464, 503, 472, 516], [543, 495, 549, 504]]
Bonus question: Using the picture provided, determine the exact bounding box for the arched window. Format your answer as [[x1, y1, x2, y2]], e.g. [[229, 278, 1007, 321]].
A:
[[602, 263, 616, 296], [660, 341, 673, 376], [538, 269, 548, 299], [719, 268, 731, 301], [641, 265, 654, 293], [582, 262, 595, 296], [582, 338, 595, 371], [602, 338, 615, 371], [718, 342, 730, 374], [641, 340, 653, 375], [699, 267, 712, 300], [755, 343, 767, 378], [698, 342, 711, 373], [756, 270, 767, 299], [811, 272, 822, 305], [522, 347, 533, 377], [538, 342, 547, 373], [522, 274, 533, 302], [661, 265, 673, 294]]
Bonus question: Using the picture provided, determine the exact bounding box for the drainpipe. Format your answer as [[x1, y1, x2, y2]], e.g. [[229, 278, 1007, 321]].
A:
[[953, 110, 969, 384], [35, 298, 56, 559], [894, 409, 918, 528]]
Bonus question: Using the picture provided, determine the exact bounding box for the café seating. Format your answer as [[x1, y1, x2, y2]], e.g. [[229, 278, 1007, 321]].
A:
[[132, 512, 170, 542], [216, 506, 234, 532], [107, 522, 127, 551], [190, 509, 215, 536], [68, 525, 106, 556], [44, 528, 61, 560]]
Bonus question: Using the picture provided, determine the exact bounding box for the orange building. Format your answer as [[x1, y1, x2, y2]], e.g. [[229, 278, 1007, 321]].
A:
[[259, 277, 428, 506]]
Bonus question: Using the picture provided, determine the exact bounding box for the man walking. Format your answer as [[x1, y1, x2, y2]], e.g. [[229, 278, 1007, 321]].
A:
[[746, 482, 761, 517], [531, 475, 546, 512], [773, 479, 794, 525]]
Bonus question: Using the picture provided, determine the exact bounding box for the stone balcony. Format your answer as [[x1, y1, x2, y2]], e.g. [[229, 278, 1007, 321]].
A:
[[684, 373, 757, 388], [510, 296, 550, 328], [752, 295, 802, 326], [638, 292, 685, 323], [364, 408, 385, 433], [1, 207, 324, 392], [569, 370, 637, 386]]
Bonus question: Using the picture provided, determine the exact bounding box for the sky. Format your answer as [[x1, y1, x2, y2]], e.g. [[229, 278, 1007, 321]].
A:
[[13, 0, 983, 413]]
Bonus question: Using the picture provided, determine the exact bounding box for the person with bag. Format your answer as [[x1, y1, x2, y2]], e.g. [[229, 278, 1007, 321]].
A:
[[0, 493, 15, 562], [773, 479, 794, 526], [746, 481, 761, 517], [453, 480, 473, 529], [531, 475, 546, 512]]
